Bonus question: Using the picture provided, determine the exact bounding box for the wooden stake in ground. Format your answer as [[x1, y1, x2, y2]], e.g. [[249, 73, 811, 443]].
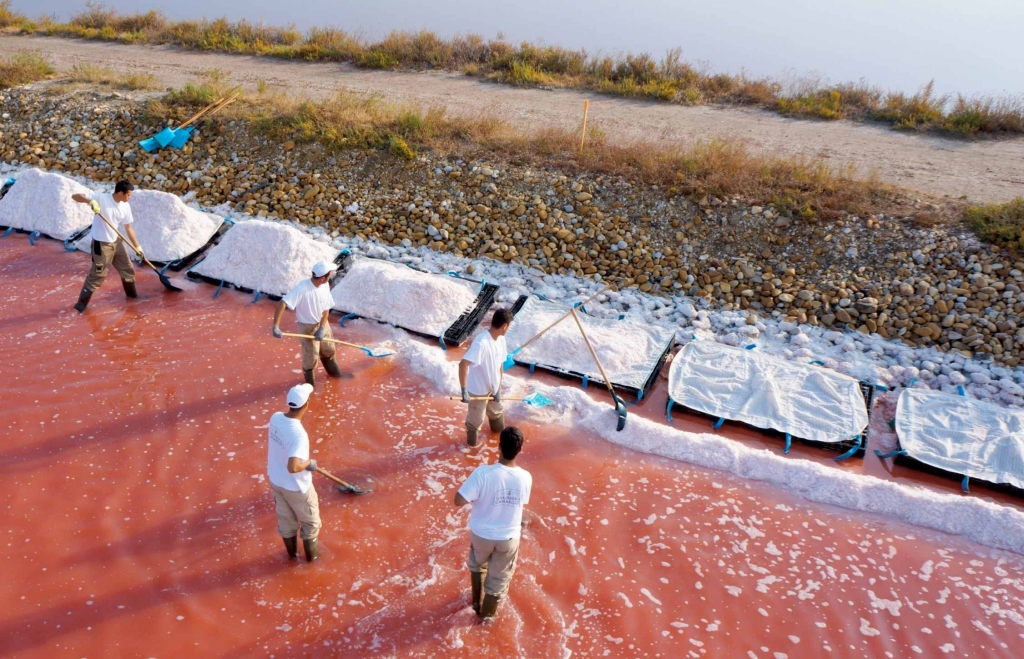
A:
[[579, 100, 590, 152]]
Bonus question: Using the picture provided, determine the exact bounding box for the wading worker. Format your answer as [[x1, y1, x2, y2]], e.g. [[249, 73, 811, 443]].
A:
[[272, 260, 342, 386], [267, 383, 321, 562], [458, 308, 512, 447], [454, 426, 533, 618], [71, 181, 144, 313]]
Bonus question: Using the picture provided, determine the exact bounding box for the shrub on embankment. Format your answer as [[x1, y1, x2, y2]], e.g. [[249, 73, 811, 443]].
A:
[[1, 1, 1022, 137], [966, 199, 1024, 254], [0, 50, 52, 88]]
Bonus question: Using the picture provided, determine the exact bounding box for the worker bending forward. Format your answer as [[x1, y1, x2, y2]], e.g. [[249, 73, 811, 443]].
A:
[[459, 308, 512, 447], [454, 426, 533, 618], [71, 181, 145, 312], [273, 260, 342, 386], [267, 383, 321, 562]]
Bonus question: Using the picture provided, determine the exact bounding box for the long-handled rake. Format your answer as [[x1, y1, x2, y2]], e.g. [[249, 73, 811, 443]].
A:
[[94, 210, 182, 292], [570, 308, 627, 431], [448, 392, 554, 408], [281, 332, 394, 358], [316, 468, 371, 495], [503, 287, 610, 370]]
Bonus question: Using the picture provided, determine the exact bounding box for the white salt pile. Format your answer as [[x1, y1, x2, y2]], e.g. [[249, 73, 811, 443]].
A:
[[392, 335, 1024, 557], [191, 219, 337, 296], [0, 168, 93, 239], [505, 296, 676, 389], [74, 190, 222, 263], [331, 257, 479, 336]]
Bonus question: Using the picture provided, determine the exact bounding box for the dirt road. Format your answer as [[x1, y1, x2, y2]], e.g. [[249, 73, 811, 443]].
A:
[[3, 34, 1023, 202]]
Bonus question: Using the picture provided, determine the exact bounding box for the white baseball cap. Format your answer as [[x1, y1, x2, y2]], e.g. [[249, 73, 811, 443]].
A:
[[286, 383, 314, 408], [312, 260, 338, 277]]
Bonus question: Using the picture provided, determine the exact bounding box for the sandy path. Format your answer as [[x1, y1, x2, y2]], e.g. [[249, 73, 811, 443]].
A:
[[4, 34, 1024, 203]]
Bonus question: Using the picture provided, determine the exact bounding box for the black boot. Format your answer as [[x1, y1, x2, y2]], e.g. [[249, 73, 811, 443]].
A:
[[321, 357, 342, 378], [303, 369, 315, 387], [73, 289, 92, 313], [488, 414, 506, 433], [479, 593, 500, 619], [466, 423, 480, 447], [283, 536, 298, 558], [122, 279, 138, 298], [471, 571, 484, 615], [303, 537, 319, 562]]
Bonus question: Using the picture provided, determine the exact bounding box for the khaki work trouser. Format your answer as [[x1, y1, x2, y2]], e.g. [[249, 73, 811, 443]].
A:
[[270, 482, 321, 540], [467, 531, 521, 598], [83, 238, 136, 293], [466, 398, 504, 432], [296, 321, 336, 371]]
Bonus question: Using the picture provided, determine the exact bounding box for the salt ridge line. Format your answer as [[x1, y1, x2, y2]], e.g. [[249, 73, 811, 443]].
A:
[[3, 162, 1022, 409], [385, 334, 1024, 556]]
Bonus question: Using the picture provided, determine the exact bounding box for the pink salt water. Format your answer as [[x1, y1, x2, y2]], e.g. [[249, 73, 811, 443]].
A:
[[1, 239, 1022, 658]]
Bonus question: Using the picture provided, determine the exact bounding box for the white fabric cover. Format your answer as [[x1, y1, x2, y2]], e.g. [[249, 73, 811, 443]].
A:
[[896, 388, 1024, 489], [331, 257, 480, 337], [505, 296, 675, 391], [668, 341, 868, 443]]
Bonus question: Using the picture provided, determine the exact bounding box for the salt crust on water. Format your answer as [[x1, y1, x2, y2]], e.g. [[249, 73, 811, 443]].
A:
[[506, 296, 675, 390], [331, 257, 479, 337], [191, 219, 337, 296], [0, 168, 93, 239], [74, 189, 223, 263], [388, 334, 1024, 556]]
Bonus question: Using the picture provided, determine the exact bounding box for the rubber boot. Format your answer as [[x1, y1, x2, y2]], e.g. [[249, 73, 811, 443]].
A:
[[471, 572, 484, 615], [303, 369, 316, 387], [466, 423, 479, 447], [122, 279, 138, 298], [282, 536, 298, 559], [73, 289, 92, 313], [303, 537, 319, 562], [488, 414, 506, 434], [321, 357, 342, 378], [479, 593, 500, 619]]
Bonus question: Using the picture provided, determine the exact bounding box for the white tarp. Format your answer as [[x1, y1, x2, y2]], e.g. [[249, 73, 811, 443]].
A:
[[505, 296, 675, 392], [668, 341, 869, 443], [0, 168, 93, 239], [74, 190, 223, 263], [896, 388, 1024, 489], [331, 257, 480, 337]]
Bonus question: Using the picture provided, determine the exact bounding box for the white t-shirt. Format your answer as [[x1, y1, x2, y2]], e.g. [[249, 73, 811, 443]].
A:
[[463, 331, 507, 396], [266, 412, 312, 493], [281, 278, 335, 325], [89, 192, 134, 243], [458, 463, 532, 541]]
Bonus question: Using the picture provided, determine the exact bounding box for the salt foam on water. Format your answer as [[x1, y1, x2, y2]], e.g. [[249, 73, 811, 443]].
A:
[[331, 258, 479, 336], [74, 189, 223, 263], [0, 168, 93, 239], [191, 219, 337, 296], [391, 335, 1024, 556]]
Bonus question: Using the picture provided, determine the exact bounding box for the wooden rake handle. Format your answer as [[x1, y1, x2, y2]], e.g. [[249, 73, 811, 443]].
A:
[[94, 209, 157, 269], [281, 331, 369, 352], [178, 93, 239, 129], [517, 286, 610, 353], [570, 308, 617, 398], [447, 396, 524, 401]]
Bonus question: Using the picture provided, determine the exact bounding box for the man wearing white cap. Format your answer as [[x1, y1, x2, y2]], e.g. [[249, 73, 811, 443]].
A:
[[272, 260, 341, 386], [268, 382, 321, 562]]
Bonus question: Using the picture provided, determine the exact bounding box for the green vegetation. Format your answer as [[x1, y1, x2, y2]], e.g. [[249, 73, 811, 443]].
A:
[[67, 62, 156, 89], [0, 50, 54, 88], [1, 2, 1019, 136], [965, 199, 1024, 254]]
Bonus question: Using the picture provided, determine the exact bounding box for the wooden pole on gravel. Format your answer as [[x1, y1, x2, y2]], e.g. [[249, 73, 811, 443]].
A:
[[579, 100, 590, 152]]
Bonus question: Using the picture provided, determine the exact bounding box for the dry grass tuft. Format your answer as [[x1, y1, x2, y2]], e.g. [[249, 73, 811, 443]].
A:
[[67, 62, 156, 89], [0, 50, 54, 88], [965, 198, 1024, 253]]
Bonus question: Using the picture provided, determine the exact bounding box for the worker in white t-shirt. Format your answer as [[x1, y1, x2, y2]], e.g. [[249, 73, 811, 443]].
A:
[[458, 308, 512, 447], [267, 383, 322, 562], [454, 426, 533, 618], [70, 180, 146, 313], [272, 260, 342, 387]]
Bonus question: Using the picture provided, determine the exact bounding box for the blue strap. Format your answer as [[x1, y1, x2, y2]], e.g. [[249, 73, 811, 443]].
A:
[[784, 433, 792, 454], [529, 363, 535, 375], [666, 399, 674, 424], [1, 227, 12, 238], [438, 336, 447, 351], [581, 375, 589, 388], [874, 448, 908, 458], [617, 314, 625, 320], [833, 435, 862, 461], [808, 359, 825, 366], [957, 385, 966, 396], [339, 312, 357, 327], [637, 389, 644, 402], [713, 417, 725, 430], [908, 377, 917, 387], [252, 290, 261, 303], [212, 279, 226, 298], [224, 217, 236, 225], [745, 344, 756, 350], [63, 236, 79, 252], [479, 278, 487, 292], [961, 475, 970, 494], [28, 230, 40, 245], [874, 384, 891, 391]]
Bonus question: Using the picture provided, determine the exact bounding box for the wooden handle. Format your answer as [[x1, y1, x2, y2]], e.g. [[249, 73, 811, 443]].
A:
[[570, 308, 617, 397], [178, 93, 239, 129], [176, 97, 225, 129], [448, 396, 524, 401], [281, 331, 366, 352], [517, 287, 609, 353], [316, 467, 350, 487]]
